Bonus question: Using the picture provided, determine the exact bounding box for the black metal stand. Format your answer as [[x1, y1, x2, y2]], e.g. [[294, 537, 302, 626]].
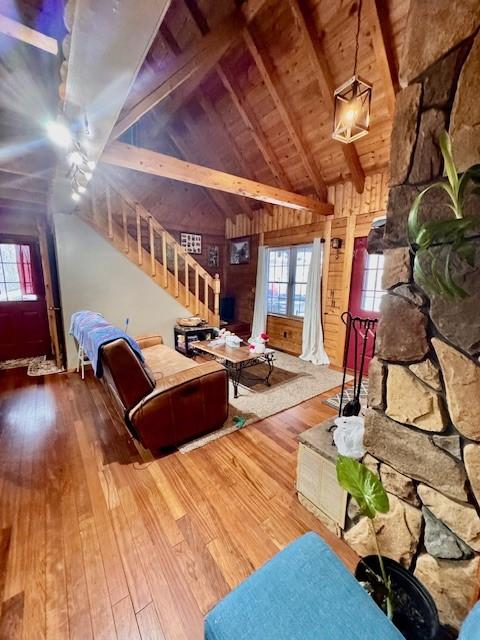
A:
[[338, 312, 378, 417]]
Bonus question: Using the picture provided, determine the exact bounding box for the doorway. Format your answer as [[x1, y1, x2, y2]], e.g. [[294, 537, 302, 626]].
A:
[[346, 236, 385, 370], [0, 237, 51, 361]]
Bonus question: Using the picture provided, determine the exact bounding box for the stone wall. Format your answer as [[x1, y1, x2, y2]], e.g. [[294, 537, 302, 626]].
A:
[[345, 3, 480, 632]]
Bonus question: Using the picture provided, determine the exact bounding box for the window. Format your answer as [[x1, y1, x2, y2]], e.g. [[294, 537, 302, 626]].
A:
[[360, 253, 385, 312], [267, 245, 312, 318], [0, 243, 37, 302]]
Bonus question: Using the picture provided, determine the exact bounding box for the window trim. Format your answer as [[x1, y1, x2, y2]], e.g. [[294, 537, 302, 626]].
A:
[[267, 243, 312, 319]]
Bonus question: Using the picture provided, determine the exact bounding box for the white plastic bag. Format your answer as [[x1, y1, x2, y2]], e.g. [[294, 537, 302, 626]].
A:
[[333, 416, 365, 459]]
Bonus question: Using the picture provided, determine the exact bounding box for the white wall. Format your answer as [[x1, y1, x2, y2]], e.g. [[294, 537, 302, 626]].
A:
[[54, 213, 190, 368]]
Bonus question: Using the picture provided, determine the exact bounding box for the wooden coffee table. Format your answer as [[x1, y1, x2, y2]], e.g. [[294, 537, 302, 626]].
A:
[[191, 340, 275, 398]]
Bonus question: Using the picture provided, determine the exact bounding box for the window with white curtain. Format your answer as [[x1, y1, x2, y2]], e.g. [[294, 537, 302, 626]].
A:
[[267, 245, 312, 318]]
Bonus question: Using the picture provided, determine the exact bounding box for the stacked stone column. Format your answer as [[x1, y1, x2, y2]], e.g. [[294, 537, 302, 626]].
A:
[[342, 3, 480, 631]]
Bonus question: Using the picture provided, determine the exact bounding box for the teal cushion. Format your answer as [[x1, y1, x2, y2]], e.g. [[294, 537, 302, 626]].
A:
[[460, 602, 480, 639], [204, 532, 403, 640]]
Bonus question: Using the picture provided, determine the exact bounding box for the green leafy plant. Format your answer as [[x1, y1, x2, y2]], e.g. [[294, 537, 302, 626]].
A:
[[336, 455, 393, 619], [407, 131, 480, 298]]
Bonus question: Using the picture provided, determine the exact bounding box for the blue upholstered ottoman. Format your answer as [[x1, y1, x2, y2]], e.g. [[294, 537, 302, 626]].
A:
[[204, 532, 403, 640]]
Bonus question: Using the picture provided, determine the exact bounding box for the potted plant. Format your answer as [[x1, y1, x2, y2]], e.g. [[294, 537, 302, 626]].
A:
[[336, 455, 440, 640], [407, 131, 480, 298]]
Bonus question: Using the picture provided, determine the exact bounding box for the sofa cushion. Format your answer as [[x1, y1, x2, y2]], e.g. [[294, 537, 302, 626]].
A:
[[142, 343, 198, 380], [204, 532, 403, 640]]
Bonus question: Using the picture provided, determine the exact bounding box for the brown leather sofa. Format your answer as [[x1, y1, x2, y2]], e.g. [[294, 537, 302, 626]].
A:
[[100, 335, 229, 451]]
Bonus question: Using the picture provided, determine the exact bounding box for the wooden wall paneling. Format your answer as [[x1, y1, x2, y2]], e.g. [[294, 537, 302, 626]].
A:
[[266, 315, 303, 355], [321, 218, 332, 334]]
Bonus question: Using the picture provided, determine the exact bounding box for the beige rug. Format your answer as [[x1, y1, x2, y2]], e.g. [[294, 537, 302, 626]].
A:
[[179, 351, 350, 453]]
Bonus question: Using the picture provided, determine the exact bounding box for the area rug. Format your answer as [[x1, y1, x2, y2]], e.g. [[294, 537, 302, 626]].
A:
[[27, 357, 64, 376], [322, 380, 368, 414], [0, 356, 45, 371], [178, 351, 351, 453]]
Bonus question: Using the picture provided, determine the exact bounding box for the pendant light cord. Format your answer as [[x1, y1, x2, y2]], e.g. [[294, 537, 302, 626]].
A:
[[353, 0, 362, 77]]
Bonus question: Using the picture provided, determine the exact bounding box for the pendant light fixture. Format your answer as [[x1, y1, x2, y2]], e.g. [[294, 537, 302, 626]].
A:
[[332, 0, 372, 144]]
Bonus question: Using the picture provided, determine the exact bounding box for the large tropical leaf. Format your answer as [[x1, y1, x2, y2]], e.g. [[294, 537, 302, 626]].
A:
[[439, 131, 459, 197], [336, 455, 389, 519]]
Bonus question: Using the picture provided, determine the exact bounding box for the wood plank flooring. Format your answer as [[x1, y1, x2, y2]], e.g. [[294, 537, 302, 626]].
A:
[[0, 367, 357, 639]]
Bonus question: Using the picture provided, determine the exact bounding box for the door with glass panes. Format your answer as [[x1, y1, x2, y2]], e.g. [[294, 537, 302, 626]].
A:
[[346, 237, 385, 370], [0, 238, 51, 360]]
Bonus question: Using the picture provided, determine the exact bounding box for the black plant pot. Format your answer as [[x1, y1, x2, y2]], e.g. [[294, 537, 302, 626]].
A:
[[355, 555, 440, 640]]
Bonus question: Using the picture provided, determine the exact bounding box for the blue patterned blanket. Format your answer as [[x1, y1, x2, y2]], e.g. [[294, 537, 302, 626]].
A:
[[70, 311, 144, 377]]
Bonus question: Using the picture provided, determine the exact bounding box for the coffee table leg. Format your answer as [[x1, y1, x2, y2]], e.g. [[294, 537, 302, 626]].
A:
[[232, 365, 242, 398], [265, 355, 274, 386]]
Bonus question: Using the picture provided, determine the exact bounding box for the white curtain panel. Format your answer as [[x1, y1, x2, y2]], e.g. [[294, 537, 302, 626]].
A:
[[300, 238, 330, 365], [250, 245, 269, 339]]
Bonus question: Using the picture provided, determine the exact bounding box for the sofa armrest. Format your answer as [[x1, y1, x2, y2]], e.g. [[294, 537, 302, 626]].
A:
[[135, 334, 164, 350], [128, 361, 229, 450]]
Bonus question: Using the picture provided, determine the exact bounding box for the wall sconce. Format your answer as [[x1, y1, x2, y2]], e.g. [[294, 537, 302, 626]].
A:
[[331, 237, 342, 250], [331, 237, 342, 261]]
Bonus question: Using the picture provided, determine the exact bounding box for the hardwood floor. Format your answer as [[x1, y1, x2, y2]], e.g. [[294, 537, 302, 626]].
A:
[[0, 367, 357, 639]]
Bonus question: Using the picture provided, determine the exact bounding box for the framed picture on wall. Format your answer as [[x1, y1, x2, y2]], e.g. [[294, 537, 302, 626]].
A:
[[230, 238, 250, 265], [208, 245, 219, 268], [180, 232, 202, 255]]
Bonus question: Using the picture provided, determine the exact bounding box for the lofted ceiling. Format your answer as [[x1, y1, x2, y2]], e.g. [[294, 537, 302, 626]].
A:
[[0, 0, 411, 235]]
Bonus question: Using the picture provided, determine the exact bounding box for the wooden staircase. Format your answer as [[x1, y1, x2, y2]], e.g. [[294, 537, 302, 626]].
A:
[[77, 177, 221, 327]]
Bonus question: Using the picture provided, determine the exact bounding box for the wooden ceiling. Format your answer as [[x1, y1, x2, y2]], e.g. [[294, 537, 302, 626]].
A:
[[102, 0, 410, 233], [0, 0, 411, 235]]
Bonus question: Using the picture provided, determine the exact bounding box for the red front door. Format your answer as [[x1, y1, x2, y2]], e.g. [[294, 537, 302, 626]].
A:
[[0, 239, 51, 360], [346, 237, 385, 371]]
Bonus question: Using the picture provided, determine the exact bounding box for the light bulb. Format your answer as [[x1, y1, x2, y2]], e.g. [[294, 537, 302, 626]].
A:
[[46, 121, 72, 148], [84, 171, 92, 181], [69, 150, 83, 166], [87, 160, 96, 170], [77, 185, 86, 194], [72, 191, 81, 202]]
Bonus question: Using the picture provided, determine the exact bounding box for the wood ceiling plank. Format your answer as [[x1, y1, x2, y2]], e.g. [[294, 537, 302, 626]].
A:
[[287, 0, 365, 193], [101, 142, 332, 215], [243, 27, 327, 200], [111, 10, 245, 140], [216, 63, 292, 190], [198, 92, 273, 216], [363, 0, 397, 118], [166, 127, 245, 221], [0, 14, 58, 54]]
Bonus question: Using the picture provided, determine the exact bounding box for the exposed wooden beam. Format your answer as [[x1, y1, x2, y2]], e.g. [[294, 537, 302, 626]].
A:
[[240, 0, 271, 22], [217, 64, 292, 190], [0, 198, 44, 212], [111, 11, 245, 140], [288, 0, 365, 193], [101, 142, 332, 214], [243, 27, 327, 200], [363, 0, 397, 118], [0, 157, 52, 180], [0, 14, 58, 55]]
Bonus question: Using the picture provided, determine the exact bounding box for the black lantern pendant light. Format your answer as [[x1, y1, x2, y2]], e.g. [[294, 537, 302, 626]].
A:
[[332, 0, 372, 144]]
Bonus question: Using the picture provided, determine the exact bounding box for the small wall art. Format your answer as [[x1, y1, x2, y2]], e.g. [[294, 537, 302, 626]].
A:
[[230, 238, 250, 265], [180, 232, 202, 254], [208, 245, 219, 268]]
